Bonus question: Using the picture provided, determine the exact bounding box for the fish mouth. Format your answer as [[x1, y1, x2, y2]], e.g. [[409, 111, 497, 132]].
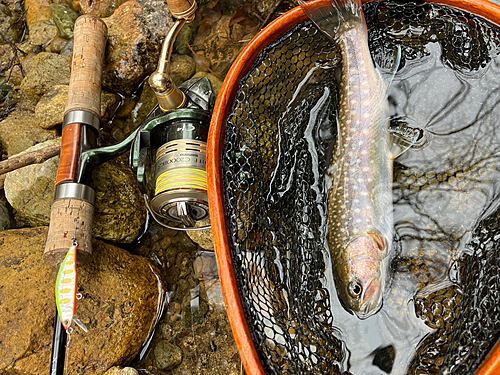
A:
[[354, 278, 383, 319]]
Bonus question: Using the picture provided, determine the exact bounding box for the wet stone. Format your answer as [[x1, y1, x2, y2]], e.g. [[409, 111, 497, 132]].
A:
[[154, 340, 183, 370], [0, 112, 58, 156], [49, 3, 79, 39], [20, 52, 70, 100], [170, 54, 196, 86], [101, 0, 174, 95], [0, 227, 165, 375]]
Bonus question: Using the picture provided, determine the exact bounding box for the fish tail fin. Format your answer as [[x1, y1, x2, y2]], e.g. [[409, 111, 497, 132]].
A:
[[299, 0, 364, 42]]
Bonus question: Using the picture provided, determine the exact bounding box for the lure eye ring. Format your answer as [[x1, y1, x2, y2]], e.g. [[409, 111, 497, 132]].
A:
[[348, 280, 363, 298]]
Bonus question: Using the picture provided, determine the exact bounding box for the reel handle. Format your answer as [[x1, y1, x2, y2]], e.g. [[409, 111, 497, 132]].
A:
[[44, 15, 107, 267], [166, 0, 197, 19]]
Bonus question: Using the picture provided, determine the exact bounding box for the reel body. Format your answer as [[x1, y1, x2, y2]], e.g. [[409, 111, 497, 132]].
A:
[[131, 77, 215, 227]]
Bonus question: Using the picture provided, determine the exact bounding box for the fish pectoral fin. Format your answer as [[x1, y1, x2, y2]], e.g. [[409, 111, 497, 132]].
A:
[[375, 45, 402, 90], [73, 316, 88, 333], [387, 116, 422, 159]]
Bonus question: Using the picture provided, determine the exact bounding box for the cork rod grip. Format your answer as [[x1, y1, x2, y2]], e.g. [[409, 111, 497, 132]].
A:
[[44, 198, 94, 266], [166, 0, 196, 18], [64, 15, 108, 118]]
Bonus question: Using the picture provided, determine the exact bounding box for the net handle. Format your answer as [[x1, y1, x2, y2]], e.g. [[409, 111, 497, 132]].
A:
[[207, 1, 500, 374]]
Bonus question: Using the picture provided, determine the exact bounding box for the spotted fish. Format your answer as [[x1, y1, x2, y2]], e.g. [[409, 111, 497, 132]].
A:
[[300, 0, 394, 319]]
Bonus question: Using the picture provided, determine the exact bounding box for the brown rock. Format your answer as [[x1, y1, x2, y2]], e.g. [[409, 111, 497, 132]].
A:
[[170, 54, 196, 87], [0, 226, 166, 375], [101, 0, 174, 95], [0, 112, 58, 156], [20, 52, 71, 100], [192, 15, 249, 77]]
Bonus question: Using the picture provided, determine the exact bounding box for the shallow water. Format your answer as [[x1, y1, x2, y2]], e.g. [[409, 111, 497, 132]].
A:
[[313, 27, 500, 375], [221, 2, 500, 373]]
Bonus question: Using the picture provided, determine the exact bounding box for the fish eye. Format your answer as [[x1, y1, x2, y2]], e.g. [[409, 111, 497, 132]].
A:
[[348, 280, 363, 298]]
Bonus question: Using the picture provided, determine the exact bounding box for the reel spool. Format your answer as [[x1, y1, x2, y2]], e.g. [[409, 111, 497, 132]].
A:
[[132, 77, 214, 229]]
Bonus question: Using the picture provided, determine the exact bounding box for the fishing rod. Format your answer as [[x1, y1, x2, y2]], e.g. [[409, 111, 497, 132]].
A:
[[45, 0, 216, 373], [45, 14, 107, 375]]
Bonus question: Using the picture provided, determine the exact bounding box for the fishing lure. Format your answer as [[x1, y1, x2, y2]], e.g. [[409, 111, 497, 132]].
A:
[[55, 222, 87, 334]]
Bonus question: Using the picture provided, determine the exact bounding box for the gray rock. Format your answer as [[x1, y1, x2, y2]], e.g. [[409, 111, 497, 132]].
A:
[[154, 340, 183, 370], [0, 112, 58, 156], [20, 52, 71, 100], [170, 54, 196, 87], [35, 85, 120, 129]]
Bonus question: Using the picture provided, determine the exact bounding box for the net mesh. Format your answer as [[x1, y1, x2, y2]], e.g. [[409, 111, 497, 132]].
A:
[[220, 2, 500, 374]]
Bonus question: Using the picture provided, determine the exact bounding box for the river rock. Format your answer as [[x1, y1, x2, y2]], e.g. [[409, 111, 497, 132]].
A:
[[154, 340, 182, 370], [0, 200, 13, 230], [50, 3, 79, 39], [35, 85, 120, 129], [75, 0, 128, 18], [103, 366, 139, 375], [4, 142, 146, 243], [4, 139, 146, 243], [25, 0, 59, 46], [192, 14, 249, 76], [101, 0, 174, 95], [0, 3, 24, 44], [0, 112, 58, 156], [170, 54, 196, 86], [20, 52, 71, 100], [186, 218, 214, 251], [92, 155, 147, 243], [3, 139, 60, 226], [0, 226, 165, 375]]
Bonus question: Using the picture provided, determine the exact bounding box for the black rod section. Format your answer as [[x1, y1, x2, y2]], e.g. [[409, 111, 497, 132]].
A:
[[49, 312, 67, 375]]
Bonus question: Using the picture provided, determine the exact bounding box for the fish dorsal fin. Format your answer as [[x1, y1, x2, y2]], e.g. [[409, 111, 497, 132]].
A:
[[387, 117, 422, 159], [375, 45, 402, 90]]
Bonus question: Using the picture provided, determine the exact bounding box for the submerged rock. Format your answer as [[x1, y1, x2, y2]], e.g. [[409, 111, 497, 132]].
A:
[[0, 226, 165, 375], [20, 52, 71, 100], [186, 218, 214, 251], [4, 142, 146, 243], [102, 0, 174, 95], [103, 367, 140, 375], [154, 340, 182, 370]]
